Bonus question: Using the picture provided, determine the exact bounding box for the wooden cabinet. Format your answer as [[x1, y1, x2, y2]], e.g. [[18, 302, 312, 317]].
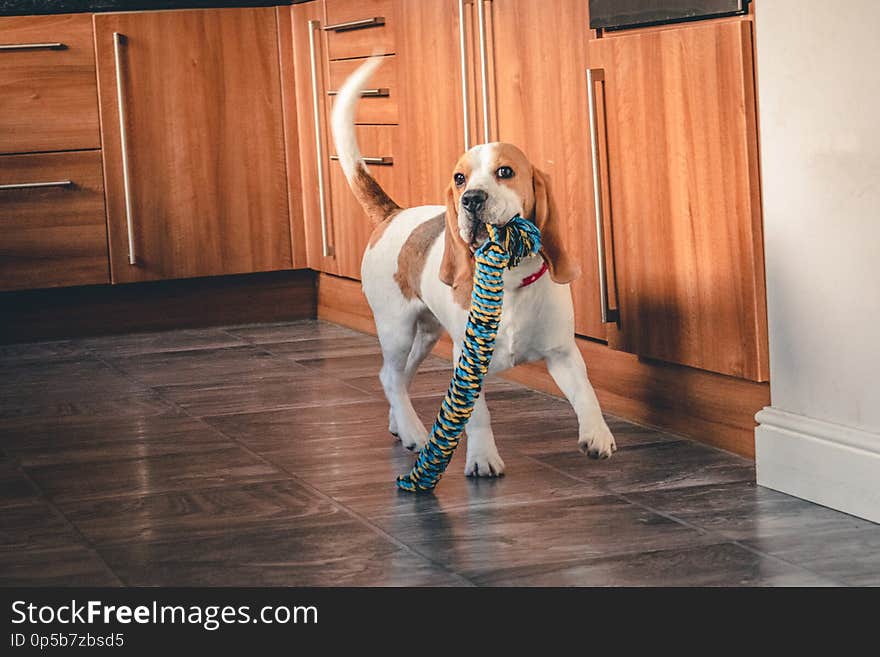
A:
[[395, 0, 467, 206], [0, 14, 100, 155], [94, 8, 292, 284], [0, 151, 109, 291], [489, 0, 605, 338], [589, 21, 768, 380], [290, 0, 410, 280]]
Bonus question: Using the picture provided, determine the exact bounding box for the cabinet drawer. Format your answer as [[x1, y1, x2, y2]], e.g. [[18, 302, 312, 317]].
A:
[[328, 56, 398, 124], [0, 14, 100, 155], [0, 151, 110, 291], [324, 0, 395, 60], [328, 125, 403, 279]]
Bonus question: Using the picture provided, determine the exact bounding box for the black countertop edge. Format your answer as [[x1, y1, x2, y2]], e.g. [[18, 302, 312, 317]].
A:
[[0, 1, 318, 18]]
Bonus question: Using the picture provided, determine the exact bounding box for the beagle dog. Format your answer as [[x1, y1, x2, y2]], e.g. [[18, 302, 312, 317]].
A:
[[331, 58, 616, 477]]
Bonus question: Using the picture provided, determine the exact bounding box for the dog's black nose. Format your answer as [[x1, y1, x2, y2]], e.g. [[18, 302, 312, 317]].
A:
[[461, 189, 488, 213]]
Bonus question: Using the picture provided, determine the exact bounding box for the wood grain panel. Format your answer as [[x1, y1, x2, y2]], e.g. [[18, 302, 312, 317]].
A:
[[0, 151, 109, 291], [324, 0, 396, 60], [328, 55, 398, 124], [94, 8, 292, 283], [0, 13, 100, 155], [317, 272, 767, 457], [291, 2, 339, 274], [276, 6, 308, 269], [491, 0, 605, 339], [590, 21, 768, 381], [328, 125, 403, 279], [396, 0, 467, 206]]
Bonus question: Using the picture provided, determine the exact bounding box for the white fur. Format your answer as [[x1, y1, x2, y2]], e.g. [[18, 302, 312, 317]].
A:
[[331, 55, 384, 181], [334, 61, 616, 476], [456, 143, 524, 243]]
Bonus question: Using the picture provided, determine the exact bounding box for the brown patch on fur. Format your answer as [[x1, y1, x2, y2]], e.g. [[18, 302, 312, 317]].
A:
[[352, 163, 400, 225], [367, 209, 401, 248], [393, 214, 445, 299], [532, 168, 580, 283], [440, 183, 475, 309], [491, 144, 537, 217]]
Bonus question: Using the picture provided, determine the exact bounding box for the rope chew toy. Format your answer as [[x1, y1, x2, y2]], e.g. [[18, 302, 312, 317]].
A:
[[396, 215, 542, 492]]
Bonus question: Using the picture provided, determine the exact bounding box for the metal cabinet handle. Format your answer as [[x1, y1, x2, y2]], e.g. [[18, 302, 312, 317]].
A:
[[476, 0, 491, 143], [0, 180, 72, 191], [308, 20, 333, 258], [327, 88, 389, 97], [0, 42, 64, 51], [113, 32, 136, 267], [323, 17, 384, 32], [330, 155, 393, 166], [457, 0, 471, 151], [586, 68, 619, 324]]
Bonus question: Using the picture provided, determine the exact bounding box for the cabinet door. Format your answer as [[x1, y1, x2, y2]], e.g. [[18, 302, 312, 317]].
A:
[[396, 0, 468, 206], [290, 2, 339, 274], [94, 8, 292, 283], [590, 21, 768, 380], [491, 0, 605, 339]]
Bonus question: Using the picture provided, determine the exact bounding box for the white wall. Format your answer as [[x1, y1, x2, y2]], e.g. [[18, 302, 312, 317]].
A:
[[754, 0, 880, 522]]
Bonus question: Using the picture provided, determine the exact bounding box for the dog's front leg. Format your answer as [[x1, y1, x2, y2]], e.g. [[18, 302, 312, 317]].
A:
[[545, 344, 617, 459], [464, 393, 505, 477]]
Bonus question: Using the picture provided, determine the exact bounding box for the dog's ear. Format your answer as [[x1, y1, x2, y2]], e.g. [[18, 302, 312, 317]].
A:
[[439, 184, 474, 292], [532, 168, 580, 284]]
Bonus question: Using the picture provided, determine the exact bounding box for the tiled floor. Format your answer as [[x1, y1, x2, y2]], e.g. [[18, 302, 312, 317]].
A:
[[1, 319, 877, 586]]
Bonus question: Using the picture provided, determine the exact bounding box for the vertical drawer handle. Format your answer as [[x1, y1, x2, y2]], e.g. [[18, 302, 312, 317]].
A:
[[327, 88, 389, 98], [330, 155, 392, 166], [586, 68, 619, 324], [308, 20, 333, 259], [323, 17, 385, 32], [476, 0, 491, 143], [113, 32, 137, 267], [457, 0, 471, 151], [0, 42, 64, 51], [0, 180, 72, 191]]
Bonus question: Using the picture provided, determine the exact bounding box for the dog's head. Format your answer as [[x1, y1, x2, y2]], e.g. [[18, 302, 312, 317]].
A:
[[440, 143, 580, 291]]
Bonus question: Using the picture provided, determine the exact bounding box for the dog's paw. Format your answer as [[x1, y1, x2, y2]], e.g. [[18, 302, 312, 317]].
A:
[[397, 422, 428, 452], [388, 408, 398, 437], [464, 448, 506, 477], [578, 422, 617, 459]]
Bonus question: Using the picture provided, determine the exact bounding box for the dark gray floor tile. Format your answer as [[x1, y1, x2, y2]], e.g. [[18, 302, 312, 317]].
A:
[[742, 526, 880, 586], [0, 358, 148, 412], [27, 447, 287, 503], [0, 547, 120, 586], [261, 334, 382, 360], [100, 522, 465, 586], [489, 542, 839, 587], [58, 480, 344, 547], [79, 327, 247, 356], [157, 373, 373, 417], [538, 440, 755, 493], [106, 345, 307, 387], [2, 412, 229, 468], [297, 448, 606, 520], [372, 494, 715, 582], [628, 481, 874, 542], [204, 400, 396, 450], [224, 319, 363, 344]]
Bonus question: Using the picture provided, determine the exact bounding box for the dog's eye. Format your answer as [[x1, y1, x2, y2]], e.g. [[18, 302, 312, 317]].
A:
[[496, 166, 514, 179], [453, 173, 466, 187]]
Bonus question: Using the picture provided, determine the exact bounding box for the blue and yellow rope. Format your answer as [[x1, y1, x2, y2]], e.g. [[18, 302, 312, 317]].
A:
[[396, 215, 542, 492]]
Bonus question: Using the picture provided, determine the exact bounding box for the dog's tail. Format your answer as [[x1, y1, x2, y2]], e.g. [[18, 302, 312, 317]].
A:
[[330, 56, 400, 225]]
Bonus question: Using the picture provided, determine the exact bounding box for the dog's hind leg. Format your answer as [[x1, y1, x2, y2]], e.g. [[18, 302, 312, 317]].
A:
[[386, 313, 442, 436], [375, 309, 429, 451]]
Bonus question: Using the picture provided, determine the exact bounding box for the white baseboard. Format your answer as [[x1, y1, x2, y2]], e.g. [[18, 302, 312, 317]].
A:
[[755, 407, 880, 524]]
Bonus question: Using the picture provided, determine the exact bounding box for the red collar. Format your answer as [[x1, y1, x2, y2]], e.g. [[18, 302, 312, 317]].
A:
[[519, 260, 549, 288]]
